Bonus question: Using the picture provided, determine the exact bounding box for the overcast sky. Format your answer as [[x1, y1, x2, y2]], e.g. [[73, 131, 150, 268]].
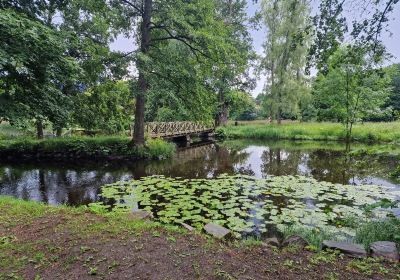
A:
[[110, 0, 400, 97]]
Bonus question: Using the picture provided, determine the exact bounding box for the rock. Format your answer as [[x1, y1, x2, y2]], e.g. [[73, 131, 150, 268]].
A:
[[370, 241, 399, 261], [263, 237, 280, 248], [322, 240, 367, 258], [282, 235, 309, 248], [180, 222, 194, 231], [204, 223, 231, 239], [130, 209, 153, 220]]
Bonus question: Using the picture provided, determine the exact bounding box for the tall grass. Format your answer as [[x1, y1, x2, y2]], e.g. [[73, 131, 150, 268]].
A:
[[217, 121, 400, 143], [0, 136, 175, 160], [355, 218, 400, 249]]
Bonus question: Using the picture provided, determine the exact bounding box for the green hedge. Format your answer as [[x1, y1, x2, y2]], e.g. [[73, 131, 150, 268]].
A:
[[0, 136, 175, 161]]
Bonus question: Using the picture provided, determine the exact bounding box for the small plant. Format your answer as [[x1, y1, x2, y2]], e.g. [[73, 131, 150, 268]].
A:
[[390, 165, 400, 178], [283, 259, 295, 268], [346, 258, 388, 276], [309, 250, 341, 265], [80, 246, 91, 253], [87, 266, 98, 276], [0, 235, 17, 245], [323, 272, 338, 280]]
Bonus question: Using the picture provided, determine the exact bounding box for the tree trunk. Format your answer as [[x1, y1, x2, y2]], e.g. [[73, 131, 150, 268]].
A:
[[215, 90, 229, 127], [56, 127, 62, 137], [36, 120, 44, 139], [133, 0, 152, 146]]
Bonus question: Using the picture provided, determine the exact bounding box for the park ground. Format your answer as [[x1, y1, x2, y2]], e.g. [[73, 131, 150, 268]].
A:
[[218, 121, 400, 143], [1, 197, 400, 280]]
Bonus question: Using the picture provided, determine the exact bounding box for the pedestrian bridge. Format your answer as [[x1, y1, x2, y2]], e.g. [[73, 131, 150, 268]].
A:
[[145, 122, 214, 139]]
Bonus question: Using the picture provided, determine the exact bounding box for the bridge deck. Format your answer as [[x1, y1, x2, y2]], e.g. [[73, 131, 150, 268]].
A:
[[145, 122, 214, 138]]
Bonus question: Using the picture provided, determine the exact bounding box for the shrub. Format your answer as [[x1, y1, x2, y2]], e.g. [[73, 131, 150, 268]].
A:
[[144, 138, 175, 160], [0, 136, 175, 161]]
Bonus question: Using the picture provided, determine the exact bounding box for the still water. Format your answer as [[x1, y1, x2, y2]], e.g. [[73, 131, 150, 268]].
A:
[[1, 140, 399, 206]]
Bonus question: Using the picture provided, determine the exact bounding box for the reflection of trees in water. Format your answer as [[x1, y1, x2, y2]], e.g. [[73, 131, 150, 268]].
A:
[[260, 148, 306, 177], [0, 165, 133, 206], [1, 142, 398, 205], [259, 147, 397, 185], [141, 143, 253, 178], [301, 150, 395, 185]]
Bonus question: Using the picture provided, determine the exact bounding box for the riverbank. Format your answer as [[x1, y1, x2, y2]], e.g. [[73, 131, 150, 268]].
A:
[[217, 121, 400, 143], [1, 197, 399, 280], [0, 137, 175, 162]]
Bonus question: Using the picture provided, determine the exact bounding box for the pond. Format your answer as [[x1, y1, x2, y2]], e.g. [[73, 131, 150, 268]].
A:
[[2, 140, 399, 238], [1, 139, 399, 205]]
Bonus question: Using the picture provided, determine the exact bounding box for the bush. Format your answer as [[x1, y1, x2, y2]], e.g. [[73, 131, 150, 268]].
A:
[[143, 138, 176, 159], [0, 136, 175, 161]]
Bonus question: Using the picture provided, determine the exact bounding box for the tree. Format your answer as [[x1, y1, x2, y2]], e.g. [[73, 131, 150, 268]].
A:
[[0, 1, 121, 137], [228, 91, 257, 121], [212, 0, 255, 126], [313, 46, 391, 142], [73, 80, 134, 133], [260, 0, 311, 123], [387, 64, 400, 119], [307, 0, 347, 74], [309, 0, 399, 73], [110, 0, 224, 145], [0, 9, 80, 138]]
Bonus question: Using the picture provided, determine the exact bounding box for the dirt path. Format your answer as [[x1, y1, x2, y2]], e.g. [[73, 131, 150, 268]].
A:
[[1, 198, 399, 280]]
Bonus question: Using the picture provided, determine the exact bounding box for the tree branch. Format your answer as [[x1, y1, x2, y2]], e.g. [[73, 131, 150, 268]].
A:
[[119, 0, 143, 15]]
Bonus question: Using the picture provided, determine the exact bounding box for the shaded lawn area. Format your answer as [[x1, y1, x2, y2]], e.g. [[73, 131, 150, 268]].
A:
[[1, 197, 399, 280]]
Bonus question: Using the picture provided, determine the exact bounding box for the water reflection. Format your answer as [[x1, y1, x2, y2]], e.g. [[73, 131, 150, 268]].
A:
[[1, 140, 399, 205]]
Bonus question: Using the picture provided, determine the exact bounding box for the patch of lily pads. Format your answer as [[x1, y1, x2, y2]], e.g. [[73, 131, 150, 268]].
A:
[[89, 175, 400, 238]]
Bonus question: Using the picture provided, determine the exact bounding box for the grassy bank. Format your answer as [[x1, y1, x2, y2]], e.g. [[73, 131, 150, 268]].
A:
[[0, 136, 175, 161], [217, 121, 400, 143], [1, 196, 399, 280]]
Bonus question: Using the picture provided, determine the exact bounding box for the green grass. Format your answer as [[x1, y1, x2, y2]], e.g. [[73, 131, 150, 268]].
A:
[[355, 218, 400, 249], [279, 225, 338, 249], [0, 136, 176, 160], [0, 123, 28, 140], [217, 121, 400, 143]]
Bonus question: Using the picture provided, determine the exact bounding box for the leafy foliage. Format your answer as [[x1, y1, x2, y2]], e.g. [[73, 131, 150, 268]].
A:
[[0, 137, 175, 160], [312, 46, 391, 140], [0, 9, 80, 128], [73, 80, 134, 133], [259, 0, 311, 122]]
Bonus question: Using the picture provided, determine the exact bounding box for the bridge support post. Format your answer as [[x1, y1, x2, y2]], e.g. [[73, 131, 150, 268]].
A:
[[185, 135, 192, 146], [200, 132, 213, 141]]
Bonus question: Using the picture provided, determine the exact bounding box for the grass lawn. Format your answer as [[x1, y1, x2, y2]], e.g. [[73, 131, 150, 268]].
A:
[[218, 121, 400, 143], [1, 196, 399, 280]]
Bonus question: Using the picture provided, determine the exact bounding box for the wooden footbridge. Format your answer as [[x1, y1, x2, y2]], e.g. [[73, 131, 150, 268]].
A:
[[145, 121, 214, 140]]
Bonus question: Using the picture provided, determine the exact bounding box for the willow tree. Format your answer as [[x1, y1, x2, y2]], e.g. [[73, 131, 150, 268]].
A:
[[113, 0, 229, 145], [260, 0, 311, 123]]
